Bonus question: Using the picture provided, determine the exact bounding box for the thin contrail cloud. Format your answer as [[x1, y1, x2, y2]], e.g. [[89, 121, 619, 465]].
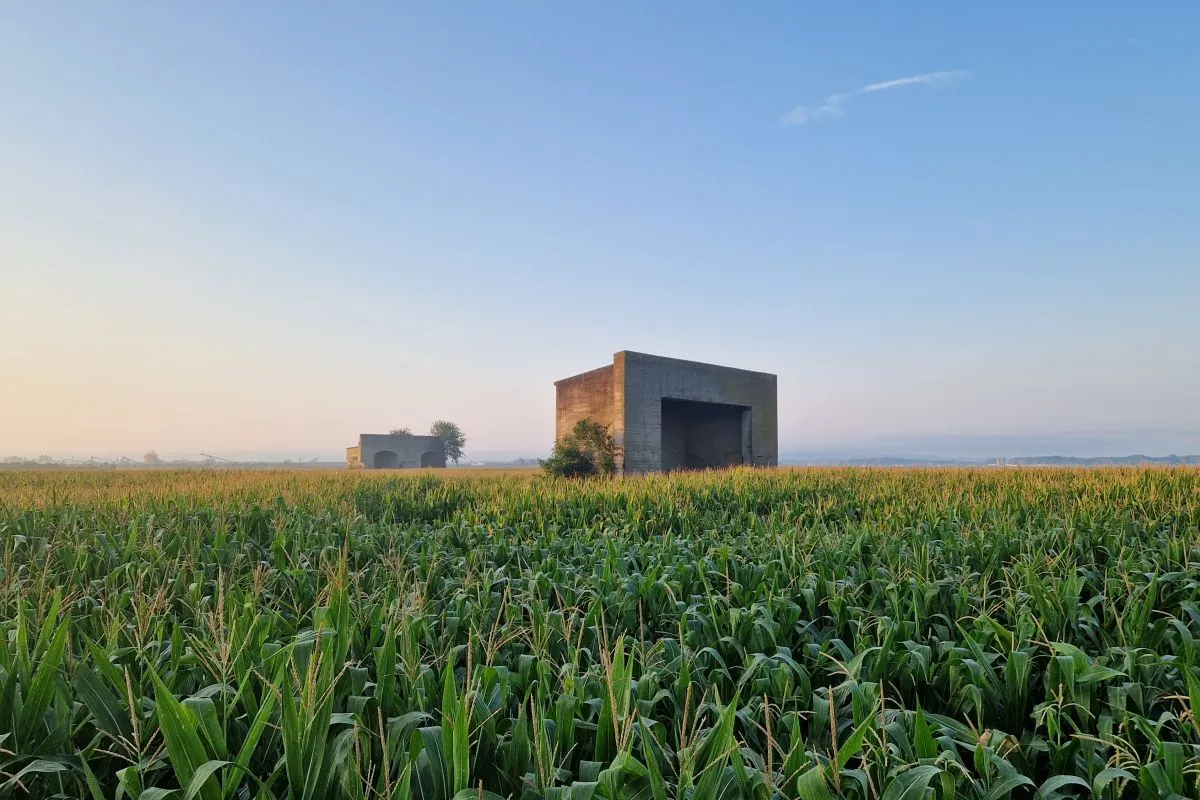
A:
[[783, 70, 969, 126]]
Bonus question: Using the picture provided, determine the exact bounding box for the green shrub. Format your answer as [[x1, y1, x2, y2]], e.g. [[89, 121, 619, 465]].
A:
[[540, 419, 616, 477]]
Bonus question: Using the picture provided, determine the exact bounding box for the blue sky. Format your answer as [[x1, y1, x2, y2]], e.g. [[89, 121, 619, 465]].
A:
[[2, 3, 1198, 459]]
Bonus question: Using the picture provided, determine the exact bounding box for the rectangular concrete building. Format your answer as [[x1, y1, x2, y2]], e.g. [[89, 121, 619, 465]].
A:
[[346, 434, 446, 469], [555, 351, 777, 473]]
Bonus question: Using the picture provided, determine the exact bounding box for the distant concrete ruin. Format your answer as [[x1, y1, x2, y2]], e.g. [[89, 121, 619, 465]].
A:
[[555, 351, 777, 474], [346, 434, 446, 469]]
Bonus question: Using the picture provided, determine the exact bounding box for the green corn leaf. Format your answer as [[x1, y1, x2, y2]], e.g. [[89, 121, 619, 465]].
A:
[[116, 765, 144, 800], [881, 764, 941, 800], [140, 789, 180, 800], [413, 726, 449, 800], [184, 761, 242, 800], [224, 668, 279, 800], [1033, 774, 1089, 799], [1140, 743, 1186, 796], [837, 713, 874, 772], [639, 726, 669, 800], [183, 697, 229, 762], [152, 670, 222, 800], [279, 681, 304, 800], [439, 662, 470, 795], [1003, 650, 1032, 726], [330, 728, 361, 800], [453, 695, 470, 795], [794, 766, 834, 800], [75, 665, 133, 740], [912, 707, 937, 761], [1091, 768, 1135, 796], [16, 619, 69, 743], [1076, 665, 1124, 685], [940, 770, 957, 800], [1161, 741, 1185, 792], [506, 701, 530, 785], [782, 715, 812, 789], [11, 598, 31, 681], [79, 752, 109, 800], [451, 791, 507, 800], [2, 758, 70, 791], [32, 592, 63, 660], [984, 771, 1034, 800], [546, 782, 599, 800], [1185, 669, 1200, 726], [693, 696, 738, 800], [83, 636, 126, 694], [386, 760, 413, 800], [375, 621, 398, 715], [841, 767, 872, 798]]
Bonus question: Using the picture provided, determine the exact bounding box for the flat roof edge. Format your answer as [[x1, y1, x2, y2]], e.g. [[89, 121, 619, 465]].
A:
[[616, 350, 777, 379], [357, 433, 443, 442], [553, 363, 615, 386]]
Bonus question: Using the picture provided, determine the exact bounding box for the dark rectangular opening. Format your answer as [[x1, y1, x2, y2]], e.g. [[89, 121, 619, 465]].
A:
[[660, 398, 749, 471]]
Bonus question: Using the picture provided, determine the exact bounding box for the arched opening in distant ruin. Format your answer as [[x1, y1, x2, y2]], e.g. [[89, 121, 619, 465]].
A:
[[373, 450, 400, 468], [420, 451, 442, 468]]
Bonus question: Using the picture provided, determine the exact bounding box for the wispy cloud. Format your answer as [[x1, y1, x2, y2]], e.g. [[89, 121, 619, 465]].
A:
[[861, 70, 967, 93], [781, 102, 843, 126], [782, 70, 968, 126]]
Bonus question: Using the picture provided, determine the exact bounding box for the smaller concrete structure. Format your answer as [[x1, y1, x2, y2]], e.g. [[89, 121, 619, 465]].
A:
[[346, 434, 446, 469]]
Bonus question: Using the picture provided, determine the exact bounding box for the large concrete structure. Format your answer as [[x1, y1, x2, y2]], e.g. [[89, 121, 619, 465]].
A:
[[346, 434, 446, 469], [555, 351, 777, 473]]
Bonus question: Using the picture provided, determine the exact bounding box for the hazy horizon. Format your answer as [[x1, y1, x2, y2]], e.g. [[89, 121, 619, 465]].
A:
[[10, 429, 1200, 465], [4, 4, 1198, 459]]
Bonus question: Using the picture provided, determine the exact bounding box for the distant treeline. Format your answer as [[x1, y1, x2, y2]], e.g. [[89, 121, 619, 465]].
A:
[[1006, 454, 1200, 466]]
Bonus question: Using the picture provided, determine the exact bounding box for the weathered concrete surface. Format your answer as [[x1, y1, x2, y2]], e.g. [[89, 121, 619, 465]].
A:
[[554, 365, 614, 442], [554, 351, 777, 474], [346, 434, 446, 469]]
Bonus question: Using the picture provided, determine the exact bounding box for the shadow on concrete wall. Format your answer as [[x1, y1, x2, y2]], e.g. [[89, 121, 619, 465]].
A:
[[661, 399, 747, 471]]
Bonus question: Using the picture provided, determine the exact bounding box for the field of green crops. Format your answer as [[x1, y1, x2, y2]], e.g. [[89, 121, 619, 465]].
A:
[[1, 468, 1199, 800]]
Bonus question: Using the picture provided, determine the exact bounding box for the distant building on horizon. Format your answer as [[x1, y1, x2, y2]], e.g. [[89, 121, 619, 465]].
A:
[[346, 433, 445, 469]]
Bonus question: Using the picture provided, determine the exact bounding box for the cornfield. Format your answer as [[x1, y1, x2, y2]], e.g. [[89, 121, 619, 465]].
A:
[[0, 467, 1198, 799]]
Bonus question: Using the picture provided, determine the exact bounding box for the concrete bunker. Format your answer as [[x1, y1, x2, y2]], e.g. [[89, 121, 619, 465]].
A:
[[555, 351, 777, 474], [347, 434, 446, 469]]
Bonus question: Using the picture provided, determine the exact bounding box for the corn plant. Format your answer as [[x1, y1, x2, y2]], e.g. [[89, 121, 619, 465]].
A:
[[0, 467, 1197, 798]]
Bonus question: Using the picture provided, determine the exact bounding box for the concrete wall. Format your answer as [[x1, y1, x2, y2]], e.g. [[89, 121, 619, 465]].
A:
[[554, 365, 614, 442], [351, 434, 446, 469], [620, 352, 777, 473], [554, 351, 777, 474], [346, 446, 363, 468]]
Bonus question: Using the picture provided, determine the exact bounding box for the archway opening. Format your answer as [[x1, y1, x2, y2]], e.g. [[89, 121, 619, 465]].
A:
[[373, 450, 400, 468]]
